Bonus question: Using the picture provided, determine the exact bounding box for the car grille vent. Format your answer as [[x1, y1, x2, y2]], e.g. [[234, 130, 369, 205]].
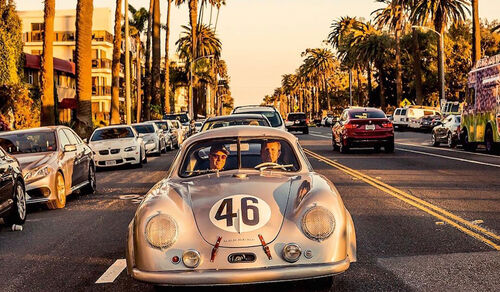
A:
[[110, 149, 120, 154], [99, 150, 109, 155]]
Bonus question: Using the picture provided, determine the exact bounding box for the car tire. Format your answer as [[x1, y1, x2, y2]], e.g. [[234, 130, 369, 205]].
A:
[[81, 164, 96, 194], [340, 139, 350, 154], [161, 140, 167, 153], [431, 133, 440, 146], [303, 128, 309, 134], [385, 141, 395, 153], [485, 127, 499, 154], [174, 142, 179, 149], [447, 132, 456, 148], [47, 172, 66, 209], [5, 181, 27, 225], [462, 129, 477, 152], [332, 138, 339, 151], [374, 145, 381, 153]]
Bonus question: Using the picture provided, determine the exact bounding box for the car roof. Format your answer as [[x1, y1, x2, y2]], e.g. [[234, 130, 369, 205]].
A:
[[94, 125, 133, 131], [0, 126, 65, 135], [233, 105, 277, 113], [183, 125, 296, 145], [346, 107, 383, 112], [206, 114, 267, 122]]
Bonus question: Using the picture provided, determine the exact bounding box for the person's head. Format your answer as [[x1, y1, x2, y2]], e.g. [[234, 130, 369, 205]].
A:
[[209, 144, 229, 170], [260, 140, 281, 163]]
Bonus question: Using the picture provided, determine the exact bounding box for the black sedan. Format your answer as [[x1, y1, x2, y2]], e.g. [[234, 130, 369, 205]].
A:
[[0, 146, 26, 226], [286, 112, 309, 134]]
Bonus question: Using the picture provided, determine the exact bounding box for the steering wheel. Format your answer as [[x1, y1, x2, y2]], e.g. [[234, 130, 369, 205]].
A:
[[254, 162, 280, 169]]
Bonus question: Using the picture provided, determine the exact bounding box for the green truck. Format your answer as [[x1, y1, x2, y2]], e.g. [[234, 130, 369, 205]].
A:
[[461, 54, 500, 153]]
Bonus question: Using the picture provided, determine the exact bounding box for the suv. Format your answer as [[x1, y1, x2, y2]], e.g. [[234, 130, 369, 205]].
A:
[[231, 105, 286, 131], [285, 112, 309, 134]]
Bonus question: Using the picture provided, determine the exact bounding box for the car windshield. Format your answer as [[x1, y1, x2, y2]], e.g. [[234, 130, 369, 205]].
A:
[[349, 110, 386, 119], [288, 113, 306, 120], [235, 111, 281, 127], [164, 114, 189, 123], [91, 127, 134, 141], [201, 118, 269, 132], [132, 125, 155, 134], [0, 131, 57, 154], [180, 137, 300, 177]]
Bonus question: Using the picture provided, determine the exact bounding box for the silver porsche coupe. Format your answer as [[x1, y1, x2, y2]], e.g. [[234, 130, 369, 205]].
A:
[[126, 126, 356, 286]]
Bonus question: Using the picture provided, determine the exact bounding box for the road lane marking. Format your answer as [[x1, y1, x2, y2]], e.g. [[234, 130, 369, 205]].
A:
[[397, 148, 500, 168], [397, 142, 500, 158], [309, 133, 330, 139], [95, 259, 126, 284], [303, 149, 500, 250]]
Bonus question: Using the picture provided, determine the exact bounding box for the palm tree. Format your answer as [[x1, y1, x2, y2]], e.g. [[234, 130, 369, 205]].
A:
[[40, 0, 55, 126], [471, 0, 480, 64], [164, 0, 172, 114], [411, 0, 470, 100], [373, 0, 408, 107], [129, 5, 148, 122], [151, 0, 161, 116], [302, 48, 337, 111], [110, 0, 122, 125], [144, 0, 154, 120], [74, 0, 94, 138]]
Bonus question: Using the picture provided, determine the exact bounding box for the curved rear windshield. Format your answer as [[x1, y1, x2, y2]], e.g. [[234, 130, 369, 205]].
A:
[[235, 111, 281, 127], [0, 132, 57, 154], [201, 118, 269, 131], [180, 137, 300, 177], [91, 127, 134, 141], [164, 114, 189, 123], [287, 113, 306, 120], [132, 125, 155, 134], [349, 110, 386, 119], [154, 122, 169, 131]]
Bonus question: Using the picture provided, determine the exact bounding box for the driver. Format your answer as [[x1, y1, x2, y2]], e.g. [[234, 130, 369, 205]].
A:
[[260, 140, 281, 163], [209, 144, 229, 170]]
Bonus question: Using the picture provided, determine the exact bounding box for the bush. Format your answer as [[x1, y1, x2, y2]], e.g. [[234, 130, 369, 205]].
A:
[[0, 83, 40, 130]]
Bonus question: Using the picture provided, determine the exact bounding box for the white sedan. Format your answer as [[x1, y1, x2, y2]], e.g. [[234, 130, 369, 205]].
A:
[[88, 125, 147, 168]]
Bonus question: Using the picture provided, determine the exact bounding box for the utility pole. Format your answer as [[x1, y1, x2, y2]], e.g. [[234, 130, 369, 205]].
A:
[[125, 0, 131, 124]]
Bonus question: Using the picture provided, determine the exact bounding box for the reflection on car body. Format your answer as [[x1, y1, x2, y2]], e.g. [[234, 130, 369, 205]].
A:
[[126, 126, 356, 286]]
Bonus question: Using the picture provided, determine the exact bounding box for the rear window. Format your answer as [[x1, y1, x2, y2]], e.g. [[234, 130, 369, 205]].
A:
[[287, 113, 306, 120], [91, 127, 134, 141], [154, 122, 169, 131], [401, 109, 407, 115], [233, 108, 282, 127], [349, 110, 386, 119], [132, 125, 155, 134], [394, 109, 401, 115]]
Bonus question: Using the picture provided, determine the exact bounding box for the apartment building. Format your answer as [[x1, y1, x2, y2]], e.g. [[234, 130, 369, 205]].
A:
[[18, 8, 115, 122]]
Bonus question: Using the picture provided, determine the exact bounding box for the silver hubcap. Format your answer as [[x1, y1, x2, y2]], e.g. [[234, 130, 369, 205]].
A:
[[89, 168, 95, 189], [432, 134, 436, 144], [16, 185, 26, 220]]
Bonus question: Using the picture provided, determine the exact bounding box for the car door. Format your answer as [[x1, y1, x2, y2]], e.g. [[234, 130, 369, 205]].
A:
[[438, 116, 451, 140], [57, 129, 77, 190], [64, 129, 87, 186], [0, 147, 14, 212]]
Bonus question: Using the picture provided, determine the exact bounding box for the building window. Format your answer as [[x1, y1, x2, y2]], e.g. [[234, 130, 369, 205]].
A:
[[28, 72, 34, 85], [31, 50, 42, 55], [31, 23, 43, 31]]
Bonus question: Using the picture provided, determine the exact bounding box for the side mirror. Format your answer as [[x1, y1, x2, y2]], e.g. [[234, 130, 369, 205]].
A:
[[82, 138, 88, 143], [64, 144, 77, 152]]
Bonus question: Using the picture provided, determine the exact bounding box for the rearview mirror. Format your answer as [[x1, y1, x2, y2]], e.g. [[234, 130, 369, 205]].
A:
[[64, 144, 77, 152]]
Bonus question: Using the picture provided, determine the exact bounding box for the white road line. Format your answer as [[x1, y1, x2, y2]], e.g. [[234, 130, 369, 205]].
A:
[[95, 259, 127, 284], [310, 131, 322, 134], [309, 133, 330, 139], [396, 142, 500, 158], [396, 148, 500, 168]]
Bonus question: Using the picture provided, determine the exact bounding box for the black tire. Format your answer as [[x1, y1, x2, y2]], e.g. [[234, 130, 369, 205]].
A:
[[339, 138, 350, 154], [161, 140, 167, 153], [135, 151, 144, 168], [166, 139, 172, 151], [332, 138, 339, 151], [462, 129, 477, 152], [431, 132, 440, 146], [374, 145, 381, 153], [5, 181, 26, 225], [303, 128, 309, 134], [385, 141, 395, 153], [174, 142, 179, 149], [81, 164, 96, 194], [485, 127, 499, 154], [447, 132, 456, 148]]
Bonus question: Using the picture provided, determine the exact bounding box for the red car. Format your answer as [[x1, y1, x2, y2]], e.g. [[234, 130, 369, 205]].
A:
[[332, 107, 394, 153]]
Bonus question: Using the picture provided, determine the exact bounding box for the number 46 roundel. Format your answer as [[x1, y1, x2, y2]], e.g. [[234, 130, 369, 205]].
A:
[[209, 195, 272, 233]]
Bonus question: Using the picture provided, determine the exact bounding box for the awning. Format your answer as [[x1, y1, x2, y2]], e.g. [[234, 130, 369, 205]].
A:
[[59, 98, 77, 109], [24, 53, 75, 75]]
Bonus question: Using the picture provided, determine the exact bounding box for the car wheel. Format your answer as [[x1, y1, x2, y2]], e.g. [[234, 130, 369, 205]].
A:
[[385, 141, 395, 153], [303, 128, 309, 134], [174, 142, 179, 149], [47, 172, 66, 209], [447, 132, 456, 148], [462, 129, 477, 152], [161, 140, 167, 153], [143, 147, 148, 164], [340, 138, 350, 154], [374, 145, 381, 153], [81, 164, 96, 194], [332, 138, 339, 151], [5, 182, 26, 225], [431, 132, 440, 146]]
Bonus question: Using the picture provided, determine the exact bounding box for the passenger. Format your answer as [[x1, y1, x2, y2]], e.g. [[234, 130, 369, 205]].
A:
[[209, 144, 229, 170], [260, 140, 282, 163]]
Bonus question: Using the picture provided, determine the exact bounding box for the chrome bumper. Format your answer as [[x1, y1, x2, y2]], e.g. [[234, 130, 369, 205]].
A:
[[131, 258, 350, 286]]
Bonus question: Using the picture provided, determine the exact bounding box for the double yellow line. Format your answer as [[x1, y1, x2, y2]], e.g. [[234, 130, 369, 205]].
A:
[[303, 148, 500, 251]]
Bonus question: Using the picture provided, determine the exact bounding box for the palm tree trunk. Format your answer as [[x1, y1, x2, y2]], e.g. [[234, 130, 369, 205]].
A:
[[435, 19, 445, 101], [214, 6, 220, 32], [144, 0, 153, 120], [472, 0, 481, 64], [41, 0, 55, 126], [356, 69, 362, 106], [411, 29, 423, 105], [189, 0, 198, 118], [395, 28, 402, 107], [163, 0, 172, 114], [75, 0, 94, 138], [377, 62, 385, 109], [110, 0, 121, 124], [367, 64, 373, 106], [136, 36, 142, 122], [151, 0, 161, 115]]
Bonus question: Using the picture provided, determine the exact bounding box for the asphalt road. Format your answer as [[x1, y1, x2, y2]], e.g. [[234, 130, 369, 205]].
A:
[[0, 127, 499, 291]]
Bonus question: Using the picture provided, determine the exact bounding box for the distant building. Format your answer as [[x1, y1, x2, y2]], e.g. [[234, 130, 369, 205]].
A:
[[23, 53, 76, 123], [18, 8, 116, 122]]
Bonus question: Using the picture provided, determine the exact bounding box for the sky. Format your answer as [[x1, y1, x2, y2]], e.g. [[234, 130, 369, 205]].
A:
[[17, 0, 500, 106]]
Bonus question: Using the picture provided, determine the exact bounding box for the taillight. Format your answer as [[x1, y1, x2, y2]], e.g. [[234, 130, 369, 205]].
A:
[[344, 123, 357, 129], [382, 122, 393, 128], [306, 119, 309, 124], [456, 125, 460, 134]]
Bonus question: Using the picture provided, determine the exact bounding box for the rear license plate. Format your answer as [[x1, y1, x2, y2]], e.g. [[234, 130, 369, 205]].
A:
[[105, 160, 117, 166], [365, 124, 375, 130]]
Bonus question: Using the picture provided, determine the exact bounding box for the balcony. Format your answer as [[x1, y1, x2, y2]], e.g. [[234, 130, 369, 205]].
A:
[[92, 58, 112, 69], [92, 85, 111, 96], [23, 30, 113, 44]]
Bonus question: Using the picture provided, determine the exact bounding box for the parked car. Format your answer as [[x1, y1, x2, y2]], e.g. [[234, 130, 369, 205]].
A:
[[332, 107, 394, 153], [194, 121, 204, 133], [170, 120, 187, 144], [0, 146, 26, 226], [285, 112, 309, 134], [89, 125, 147, 169], [231, 105, 286, 131], [126, 126, 356, 286], [200, 114, 271, 132], [431, 115, 461, 148], [419, 114, 442, 132], [164, 113, 190, 135], [132, 123, 164, 156], [394, 106, 440, 130], [321, 116, 337, 127], [0, 126, 96, 209], [151, 120, 178, 150]]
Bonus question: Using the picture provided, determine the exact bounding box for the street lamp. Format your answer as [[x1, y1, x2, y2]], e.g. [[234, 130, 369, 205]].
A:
[[189, 54, 214, 119], [412, 25, 446, 103]]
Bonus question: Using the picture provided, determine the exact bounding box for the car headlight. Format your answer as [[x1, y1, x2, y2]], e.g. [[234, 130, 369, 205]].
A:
[[145, 138, 155, 144], [124, 146, 136, 152], [282, 243, 302, 263], [145, 214, 178, 249], [301, 206, 335, 241], [24, 166, 50, 181], [182, 249, 201, 268]]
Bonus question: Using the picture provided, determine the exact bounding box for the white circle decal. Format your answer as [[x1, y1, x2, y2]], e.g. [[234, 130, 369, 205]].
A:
[[209, 195, 271, 233]]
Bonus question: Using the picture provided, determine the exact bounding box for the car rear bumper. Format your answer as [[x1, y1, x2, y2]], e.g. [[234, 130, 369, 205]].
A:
[[286, 125, 308, 131], [347, 137, 393, 147], [130, 258, 350, 286]]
